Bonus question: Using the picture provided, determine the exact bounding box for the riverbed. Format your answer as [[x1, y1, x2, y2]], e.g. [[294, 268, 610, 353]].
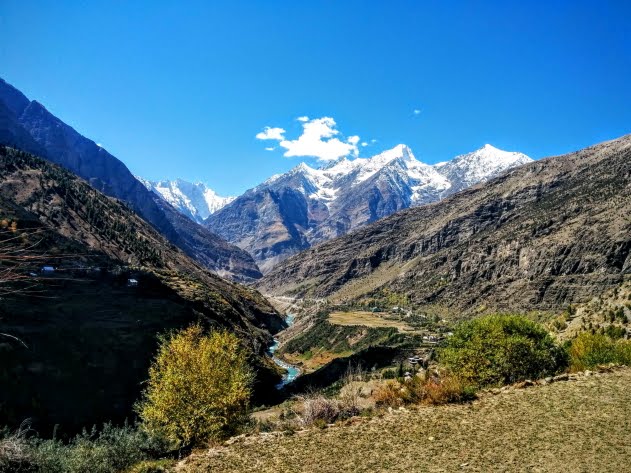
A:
[[268, 313, 300, 388]]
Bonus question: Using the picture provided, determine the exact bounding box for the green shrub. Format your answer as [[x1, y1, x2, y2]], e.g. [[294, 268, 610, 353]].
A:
[[568, 332, 631, 371], [551, 317, 567, 331], [38, 423, 157, 473], [381, 368, 398, 379], [0, 422, 165, 473], [604, 325, 627, 339], [439, 314, 566, 387], [136, 325, 253, 448]]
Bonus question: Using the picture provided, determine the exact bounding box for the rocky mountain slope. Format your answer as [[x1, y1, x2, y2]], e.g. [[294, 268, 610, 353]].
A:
[[0, 146, 282, 432], [0, 78, 260, 281], [258, 134, 631, 314], [138, 177, 234, 223], [206, 144, 531, 272]]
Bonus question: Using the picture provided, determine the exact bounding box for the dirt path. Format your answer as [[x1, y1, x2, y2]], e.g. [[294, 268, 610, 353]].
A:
[[179, 368, 631, 472]]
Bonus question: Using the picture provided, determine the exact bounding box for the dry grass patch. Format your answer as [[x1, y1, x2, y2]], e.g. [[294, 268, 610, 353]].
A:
[[282, 350, 351, 373], [328, 311, 418, 333]]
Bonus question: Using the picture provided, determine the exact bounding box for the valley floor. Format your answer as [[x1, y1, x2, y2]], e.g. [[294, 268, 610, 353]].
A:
[[178, 368, 631, 472]]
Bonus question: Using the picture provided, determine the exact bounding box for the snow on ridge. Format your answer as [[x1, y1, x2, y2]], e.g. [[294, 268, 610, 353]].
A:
[[137, 177, 234, 223], [436, 144, 533, 188], [250, 142, 530, 208], [141, 142, 531, 223]]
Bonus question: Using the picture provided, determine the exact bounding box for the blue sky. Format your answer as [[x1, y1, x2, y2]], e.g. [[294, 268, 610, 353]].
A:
[[1, 1, 630, 196]]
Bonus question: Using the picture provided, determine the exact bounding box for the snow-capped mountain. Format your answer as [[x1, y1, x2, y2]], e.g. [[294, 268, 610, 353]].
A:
[[258, 144, 450, 205], [138, 178, 235, 224], [205, 144, 532, 272], [435, 144, 532, 194]]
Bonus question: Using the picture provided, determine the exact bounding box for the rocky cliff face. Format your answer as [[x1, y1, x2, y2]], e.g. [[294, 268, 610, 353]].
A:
[[0, 147, 281, 432], [206, 144, 531, 273], [258, 134, 631, 314], [0, 78, 261, 281]]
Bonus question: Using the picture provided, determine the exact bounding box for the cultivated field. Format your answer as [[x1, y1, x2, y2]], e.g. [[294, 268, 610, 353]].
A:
[[179, 368, 631, 472], [328, 310, 417, 333]]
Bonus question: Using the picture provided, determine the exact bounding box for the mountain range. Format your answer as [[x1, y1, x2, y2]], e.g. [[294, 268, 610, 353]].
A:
[[0, 78, 260, 282], [258, 134, 631, 314], [0, 77, 533, 281], [203, 143, 532, 272]]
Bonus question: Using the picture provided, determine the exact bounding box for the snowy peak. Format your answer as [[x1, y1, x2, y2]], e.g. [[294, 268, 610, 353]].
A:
[[435, 144, 533, 192], [453, 143, 531, 168], [138, 178, 234, 223], [371, 143, 414, 162], [149, 143, 531, 229], [249, 142, 530, 209]]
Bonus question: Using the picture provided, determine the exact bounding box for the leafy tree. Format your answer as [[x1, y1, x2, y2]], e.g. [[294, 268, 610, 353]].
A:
[[439, 314, 566, 387], [136, 325, 253, 448]]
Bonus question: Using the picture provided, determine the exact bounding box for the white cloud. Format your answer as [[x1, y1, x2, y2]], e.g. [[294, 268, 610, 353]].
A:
[[361, 142, 368, 147], [265, 147, 276, 151], [371, 139, 378, 144], [413, 109, 421, 115], [278, 117, 359, 161], [296, 116, 309, 122], [256, 126, 286, 141]]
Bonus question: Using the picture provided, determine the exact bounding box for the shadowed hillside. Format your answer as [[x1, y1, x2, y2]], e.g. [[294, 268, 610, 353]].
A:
[[0, 147, 283, 434]]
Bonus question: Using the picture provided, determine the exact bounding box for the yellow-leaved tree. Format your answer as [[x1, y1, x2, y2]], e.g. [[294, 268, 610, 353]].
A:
[[136, 324, 253, 447]]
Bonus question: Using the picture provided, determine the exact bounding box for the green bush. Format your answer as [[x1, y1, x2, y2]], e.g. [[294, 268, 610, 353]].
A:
[[0, 422, 166, 473], [381, 368, 398, 379], [439, 314, 566, 387], [136, 325, 253, 448], [568, 332, 631, 371], [604, 325, 627, 339]]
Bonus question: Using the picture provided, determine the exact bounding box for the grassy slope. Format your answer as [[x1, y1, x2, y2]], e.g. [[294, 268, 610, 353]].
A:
[[180, 369, 631, 472]]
